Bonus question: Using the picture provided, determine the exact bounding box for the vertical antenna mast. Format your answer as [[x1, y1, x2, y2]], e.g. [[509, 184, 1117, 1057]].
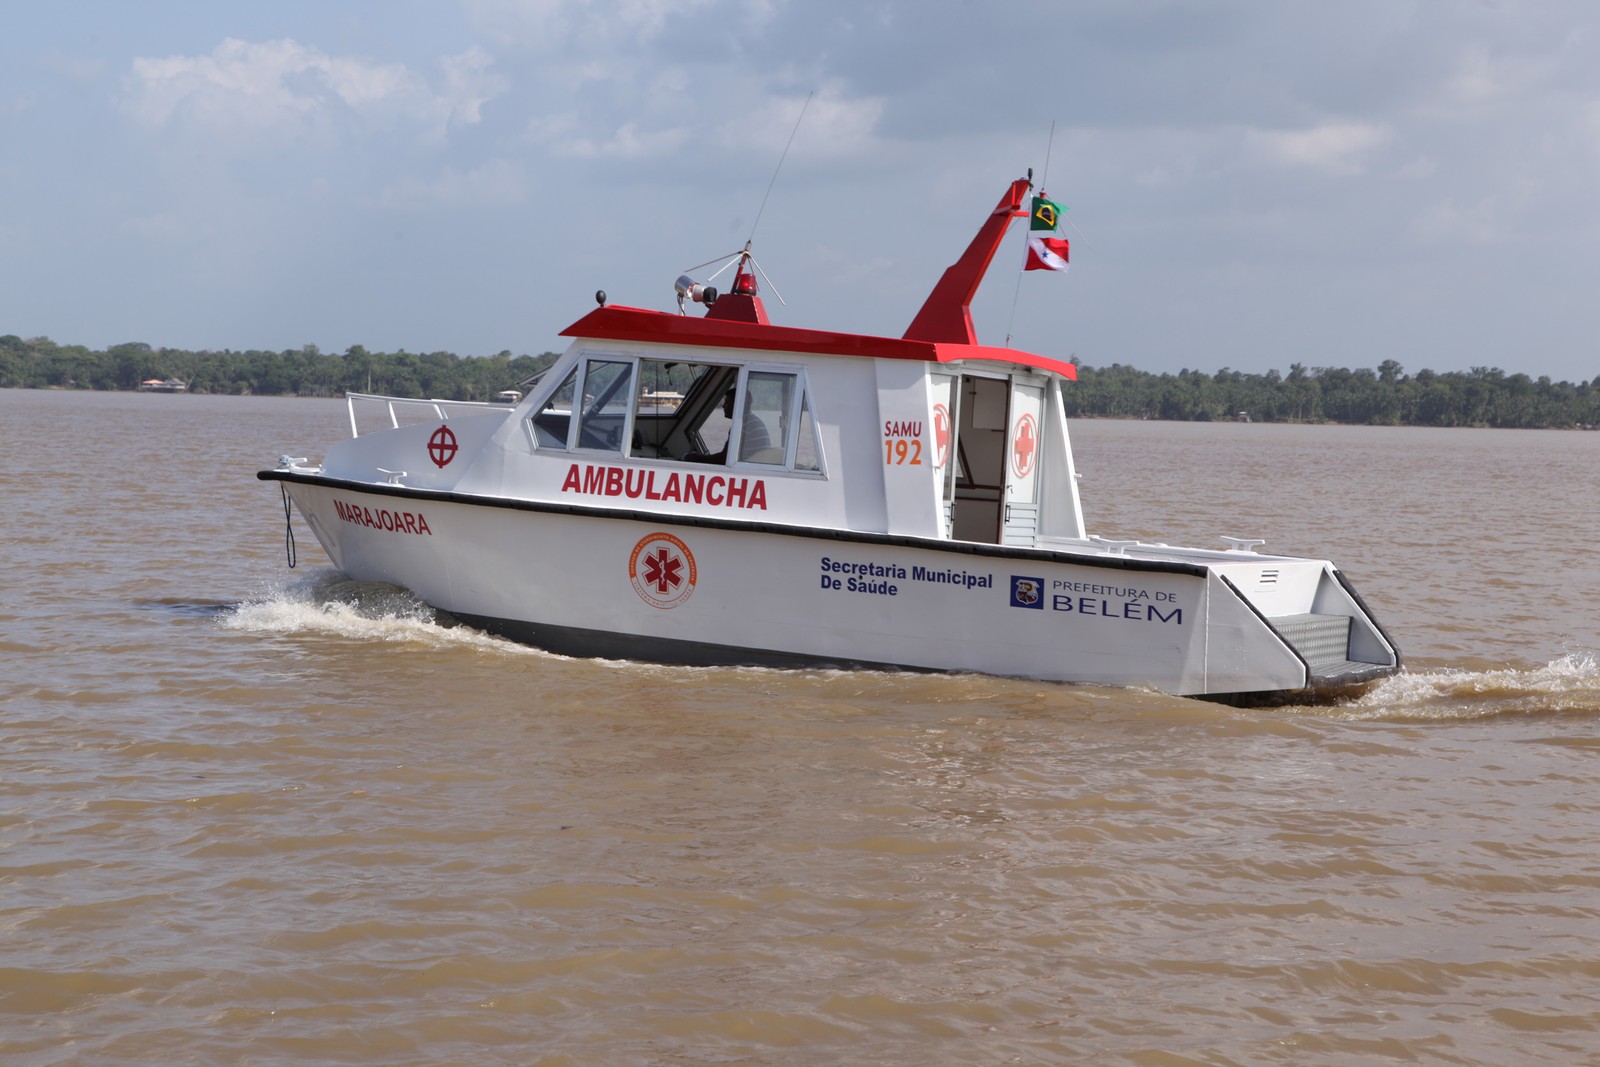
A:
[[748, 90, 813, 246], [682, 93, 812, 324]]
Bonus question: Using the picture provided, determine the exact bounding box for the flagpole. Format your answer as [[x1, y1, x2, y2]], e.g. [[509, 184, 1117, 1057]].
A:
[[1006, 121, 1057, 347], [1037, 120, 1094, 254], [1005, 267, 1025, 348], [1040, 120, 1055, 194], [1004, 162, 1038, 348]]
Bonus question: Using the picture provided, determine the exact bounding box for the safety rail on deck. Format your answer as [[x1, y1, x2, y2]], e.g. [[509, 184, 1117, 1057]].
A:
[[344, 392, 511, 438], [1035, 534, 1300, 563]]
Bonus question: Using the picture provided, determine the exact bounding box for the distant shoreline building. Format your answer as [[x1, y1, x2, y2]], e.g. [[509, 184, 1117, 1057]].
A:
[[139, 377, 187, 393]]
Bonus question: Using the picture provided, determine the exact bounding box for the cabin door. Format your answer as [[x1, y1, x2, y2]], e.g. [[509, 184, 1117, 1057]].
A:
[[1000, 379, 1045, 547]]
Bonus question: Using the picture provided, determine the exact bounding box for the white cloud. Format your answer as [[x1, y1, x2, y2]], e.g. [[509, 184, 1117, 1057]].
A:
[[523, 82, 881, 163], [1247, 120, 1392, 174], [551, 120, 690, 159], [1396, 156, 1437, 180], [438, 47, 506, 127], [464, 0, 737, 50], [1444, 44, 1549, 107], [1409, 196, 1502, 246], [711, 86, 884, 159], [377, 159, 531, 210], [120, 38, 505, 145], [461, 0, 585, 46]]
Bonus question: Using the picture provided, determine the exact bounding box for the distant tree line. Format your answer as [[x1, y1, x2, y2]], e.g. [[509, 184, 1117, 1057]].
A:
[[1064, 359, 1600, 429], [0, 335, 559, 401], [4, 334, 1597, 428]]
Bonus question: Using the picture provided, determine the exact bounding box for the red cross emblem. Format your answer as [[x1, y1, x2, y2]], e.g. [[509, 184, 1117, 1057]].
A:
[[933, 403, 951, 468], [642, 547, 683, 595], [1011, 413, 1038, 478], [428, 425, 458, 468], [628, 532, 698, 608]]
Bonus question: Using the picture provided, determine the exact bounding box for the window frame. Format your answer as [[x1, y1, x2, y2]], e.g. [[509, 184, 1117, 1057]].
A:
[[526, 351, 827, 476]]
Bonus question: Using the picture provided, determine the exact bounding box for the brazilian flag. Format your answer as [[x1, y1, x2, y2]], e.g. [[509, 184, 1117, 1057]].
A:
[[1030, 196, 1063, 231]]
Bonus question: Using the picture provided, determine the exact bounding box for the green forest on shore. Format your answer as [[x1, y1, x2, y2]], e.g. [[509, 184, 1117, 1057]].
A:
[[4, 333, 1597, 429]]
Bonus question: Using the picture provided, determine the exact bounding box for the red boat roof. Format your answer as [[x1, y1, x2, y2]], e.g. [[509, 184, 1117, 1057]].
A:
[[559, 304, 1077, 381], [559, 175, 1077, 381]]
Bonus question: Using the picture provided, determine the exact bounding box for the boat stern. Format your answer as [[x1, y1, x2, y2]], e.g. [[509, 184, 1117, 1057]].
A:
[[1205, 555, 1400, 697]]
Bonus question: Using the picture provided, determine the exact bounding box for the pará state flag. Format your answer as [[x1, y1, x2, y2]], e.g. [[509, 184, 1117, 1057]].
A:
[[1025, 235, 1070, 272], [1030, 196, 1063, 231]]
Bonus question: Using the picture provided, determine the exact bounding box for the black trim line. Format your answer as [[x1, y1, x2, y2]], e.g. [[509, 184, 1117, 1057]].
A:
[[259, 468, 1210, 577], [453, 612, 929, 673]]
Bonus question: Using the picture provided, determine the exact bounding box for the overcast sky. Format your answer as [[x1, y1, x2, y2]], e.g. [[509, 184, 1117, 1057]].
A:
[[3, 0, 1597, 380]]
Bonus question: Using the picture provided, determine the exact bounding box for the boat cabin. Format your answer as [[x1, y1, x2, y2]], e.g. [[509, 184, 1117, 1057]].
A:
[[503, 319, 1084, 550], [483, 173, 1085, 549]]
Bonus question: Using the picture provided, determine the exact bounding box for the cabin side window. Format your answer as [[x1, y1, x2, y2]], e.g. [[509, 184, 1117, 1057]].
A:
[[574, 359, 634, 453], [719, 369, 821, 471], [793, 390, 821, 472], [530, 356, 822, 474], [628, 361, 821, 473], [530, 367, 578, 448], [736, 370, 820, 470], [739, 371, 806, 463], [629, 360, 732, 461], [738, 372, 788, 464]]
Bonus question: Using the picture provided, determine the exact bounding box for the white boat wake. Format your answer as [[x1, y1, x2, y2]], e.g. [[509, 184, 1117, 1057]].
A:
[[1336, 653, 1600, 720], [222, 568, 532, 653]]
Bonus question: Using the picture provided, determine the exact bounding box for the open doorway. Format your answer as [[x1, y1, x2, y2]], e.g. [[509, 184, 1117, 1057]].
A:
[[948, 376, 1008, 543], [942, 373, 1046, 546]]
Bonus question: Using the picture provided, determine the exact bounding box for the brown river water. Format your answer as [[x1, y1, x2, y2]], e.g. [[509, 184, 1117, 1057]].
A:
[[3, 389, 1599, 1065]]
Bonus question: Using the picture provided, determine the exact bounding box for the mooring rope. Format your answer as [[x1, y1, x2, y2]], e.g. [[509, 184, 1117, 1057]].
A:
[[279, 483, 298, 569]]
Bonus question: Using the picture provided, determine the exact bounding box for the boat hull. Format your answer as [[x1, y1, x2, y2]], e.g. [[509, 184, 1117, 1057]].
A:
[[267, 474, 1398, 697]]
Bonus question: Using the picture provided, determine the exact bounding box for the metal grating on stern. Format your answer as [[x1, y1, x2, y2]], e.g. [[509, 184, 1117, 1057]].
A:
[[1272, 613, 1354, 676]]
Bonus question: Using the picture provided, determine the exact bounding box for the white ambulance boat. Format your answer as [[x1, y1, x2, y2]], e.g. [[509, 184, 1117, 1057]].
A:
[[259, 177, 1399, 699]]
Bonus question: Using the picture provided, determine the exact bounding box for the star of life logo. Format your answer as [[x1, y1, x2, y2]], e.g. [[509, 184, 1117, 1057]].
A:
[[1009, 575, 1045, 609], [628, 532, 698, 609]]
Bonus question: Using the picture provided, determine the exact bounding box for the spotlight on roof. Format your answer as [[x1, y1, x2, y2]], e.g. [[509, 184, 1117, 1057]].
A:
[[674, 274, 718, 313]]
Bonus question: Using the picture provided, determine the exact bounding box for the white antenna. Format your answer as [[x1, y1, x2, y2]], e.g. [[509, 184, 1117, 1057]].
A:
[[675, 92, 811, 310], [748, 91, 813, 246]]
